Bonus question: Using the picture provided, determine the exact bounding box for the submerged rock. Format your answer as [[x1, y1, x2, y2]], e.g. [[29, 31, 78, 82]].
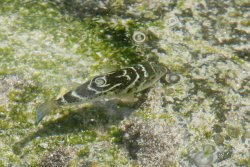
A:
[[122, 118, 182, 166], [39, 147, 74, 167], [193, 144, 216, 167], [0, 0, 249, 166]]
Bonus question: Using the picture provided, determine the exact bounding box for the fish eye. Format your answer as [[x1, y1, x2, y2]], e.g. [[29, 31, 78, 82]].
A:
[[94, 77, 106, 86]]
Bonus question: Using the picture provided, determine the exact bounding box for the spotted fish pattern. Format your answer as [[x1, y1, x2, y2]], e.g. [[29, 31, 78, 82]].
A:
[[36, 62, 169, 124]]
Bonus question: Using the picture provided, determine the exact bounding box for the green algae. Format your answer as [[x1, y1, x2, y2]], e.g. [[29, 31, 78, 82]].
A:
[[212, 124, 223, 133], [236, 158, 250, 167], [0, 0, 249, 166], [226, 126, 241, 138], [76, 146, 89, 157], [8, 84, 41, 103], [108, 126, 124, 144], [0, 118, 11, 130], [66, 130, 97, 145], [0, 0, 145, 165], [213, 134, 224, 145], [0, 47, 14, 62], [0, 0, 144, 76]]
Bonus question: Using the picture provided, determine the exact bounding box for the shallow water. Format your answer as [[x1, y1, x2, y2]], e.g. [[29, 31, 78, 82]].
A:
[[0, 0, 249, 166]]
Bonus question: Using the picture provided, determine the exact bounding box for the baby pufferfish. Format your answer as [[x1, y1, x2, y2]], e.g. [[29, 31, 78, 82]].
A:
[[36, 61, 180, 124]]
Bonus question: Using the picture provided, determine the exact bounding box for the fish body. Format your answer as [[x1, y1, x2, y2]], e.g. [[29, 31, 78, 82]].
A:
[[36, 62, 168, 124]]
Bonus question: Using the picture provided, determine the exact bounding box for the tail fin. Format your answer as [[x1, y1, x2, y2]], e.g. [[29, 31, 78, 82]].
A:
[[36, 101, 58, 125]]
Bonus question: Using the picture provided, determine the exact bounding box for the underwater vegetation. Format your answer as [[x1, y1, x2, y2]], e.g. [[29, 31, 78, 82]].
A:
[[0, 0, 249, 166]]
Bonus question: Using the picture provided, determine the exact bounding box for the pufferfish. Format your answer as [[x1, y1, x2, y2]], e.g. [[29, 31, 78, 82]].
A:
[[36, 61, 179, 124]]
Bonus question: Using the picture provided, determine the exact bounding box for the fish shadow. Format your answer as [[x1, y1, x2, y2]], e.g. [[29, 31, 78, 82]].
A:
[[13, 102, 136, 156]]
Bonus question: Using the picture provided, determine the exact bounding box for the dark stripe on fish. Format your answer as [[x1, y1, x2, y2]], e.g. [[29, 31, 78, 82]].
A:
[[36, 61, 171, 124], [56, 62, 168, 105]]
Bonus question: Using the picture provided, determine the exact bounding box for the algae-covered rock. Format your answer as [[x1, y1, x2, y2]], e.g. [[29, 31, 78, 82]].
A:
[[213, 134, 224, 145], [0, 0, 249, 166], [121, 118, 182, 166], [39, 147, 75, 167], [193, 144, 216, 167]]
